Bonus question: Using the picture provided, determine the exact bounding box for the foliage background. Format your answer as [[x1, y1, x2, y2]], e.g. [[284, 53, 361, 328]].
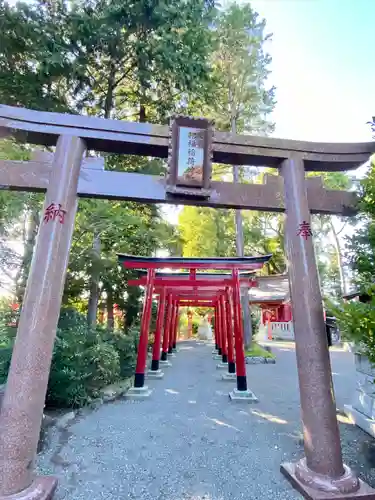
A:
[[0, 0, 355, 404]]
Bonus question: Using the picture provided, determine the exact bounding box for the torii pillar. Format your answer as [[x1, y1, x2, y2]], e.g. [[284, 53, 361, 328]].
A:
[[172, 305, 179, 350], [280, 156, 374, 498], [0, 136, 86, 499], [221, 289, 236, 381], [168, 300, 177, 356], [128, 268, 155, 397], [160, 293, 172, 366], [148, 288, 166, 379], [216, 295, 228, 370]]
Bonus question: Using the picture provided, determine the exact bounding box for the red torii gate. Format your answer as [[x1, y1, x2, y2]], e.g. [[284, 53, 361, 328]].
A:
[[130, 270, 258, 356], [119, 254, 270, 400], [137, 286, 225, 372]]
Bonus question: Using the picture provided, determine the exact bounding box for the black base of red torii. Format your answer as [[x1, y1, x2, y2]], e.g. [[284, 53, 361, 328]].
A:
[[118, 254, 272, 395]]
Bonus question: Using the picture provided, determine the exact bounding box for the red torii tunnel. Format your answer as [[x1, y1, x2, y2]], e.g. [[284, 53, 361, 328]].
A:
[[119, 254, 271, 398]]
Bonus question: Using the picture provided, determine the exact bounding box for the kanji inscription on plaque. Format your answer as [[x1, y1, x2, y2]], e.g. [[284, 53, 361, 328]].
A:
[[177, 127, 205, 183], [167, 116, 213, 194]]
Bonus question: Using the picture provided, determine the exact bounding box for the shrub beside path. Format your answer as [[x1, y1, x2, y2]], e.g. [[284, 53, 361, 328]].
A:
[[37, 340, 375, 500]]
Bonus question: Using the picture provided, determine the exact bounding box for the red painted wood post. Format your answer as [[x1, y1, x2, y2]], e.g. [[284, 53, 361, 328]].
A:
[[168, 301, 176, 353], [232, 269, 247, 391], [161, 293, 172, 360], [173, 305, 179, 349], [151, 288, 166, 371], [220, 295, 228, 363], [134, 269, 155, 388], [213, 308, 218, 350], [225, 288, 236, 373], [216, 306, 222, 355], [213, 307, 217, 346]]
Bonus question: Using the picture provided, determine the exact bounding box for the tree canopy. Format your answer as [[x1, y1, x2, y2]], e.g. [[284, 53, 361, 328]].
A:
[[0, 0, 352, 328], [345, 158, 375, 289], [0, 0, 217, 326]]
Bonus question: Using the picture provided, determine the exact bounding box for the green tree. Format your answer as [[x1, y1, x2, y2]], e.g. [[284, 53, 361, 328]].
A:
[[345, 157, 375, 287], [178, 206, 236, 258], [308, 171, 354, 297], [68, 0, 216, 122], [0, 0, 74, 298], [0, 140, 43, 299], [209, 2, 275, 347], [0, 0, 188, 324], [211, 2, 275, 133], [60, 0, 217, 324], [0, 0, 73, 111]]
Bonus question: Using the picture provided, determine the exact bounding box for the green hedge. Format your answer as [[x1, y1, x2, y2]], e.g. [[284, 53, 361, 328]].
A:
[[330, 295, 375, 366], [0, 305, 139, 408]]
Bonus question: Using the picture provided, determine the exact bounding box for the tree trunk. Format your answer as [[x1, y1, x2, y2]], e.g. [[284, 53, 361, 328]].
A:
[[139, 104, 146, 123], [329, 219, 347, 295], [87, 234, 101, 326], [106, 288, 114, 330], [87, 67, 115, 326], [16, 207, 39, 303], [104, 62, 116, 120], [231, 118, 252, 349], [13, 211, 28, 300], [98, 301, 105, 325]]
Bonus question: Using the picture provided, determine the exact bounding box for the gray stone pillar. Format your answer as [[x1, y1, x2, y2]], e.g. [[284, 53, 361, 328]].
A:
[[0, 136, 85, 499], [280, 156, 363, 497]]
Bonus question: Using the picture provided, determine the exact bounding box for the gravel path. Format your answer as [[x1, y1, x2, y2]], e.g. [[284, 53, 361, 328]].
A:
[[37, 340, 375, 500]]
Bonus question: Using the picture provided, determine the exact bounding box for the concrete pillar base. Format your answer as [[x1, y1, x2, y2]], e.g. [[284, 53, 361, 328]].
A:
[[212, 349, 219, 354], [172, 348, 179, 353], [159, 360, 172, 367], [280, 462, 375, 499], [221, 372, 237, 381], [146, 369, 164, 379], [216, 362, 228, 370], [168, 352, 176, 358], [213, 354, 222, 360], [125, 386, 152, 399], [229, 388, 258, 403], [0, 476, 57, 500]]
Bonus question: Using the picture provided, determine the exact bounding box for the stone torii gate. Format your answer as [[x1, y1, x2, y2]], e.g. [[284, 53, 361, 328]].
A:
[[0, 104, 374, 499]]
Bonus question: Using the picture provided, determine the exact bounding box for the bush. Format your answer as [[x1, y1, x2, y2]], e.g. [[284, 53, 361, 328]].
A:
[[0, 306, 139, 407], [0, 343, 12, 385], [192, 315, 201, 336], [331, 296, 375, 367], [0, 299, 18, 384], [46, 324, 121, 408], [102, 323, 139, 378], [251, 312, 259, 338], [57, 307, 87, 330]]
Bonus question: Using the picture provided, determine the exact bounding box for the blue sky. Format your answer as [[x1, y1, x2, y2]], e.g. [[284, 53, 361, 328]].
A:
[[249, 0, 375, 142], [164, 0, 375, 226]]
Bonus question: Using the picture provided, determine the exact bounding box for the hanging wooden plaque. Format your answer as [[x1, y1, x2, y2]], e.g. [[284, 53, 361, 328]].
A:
[[166, 116, 214, 198]]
